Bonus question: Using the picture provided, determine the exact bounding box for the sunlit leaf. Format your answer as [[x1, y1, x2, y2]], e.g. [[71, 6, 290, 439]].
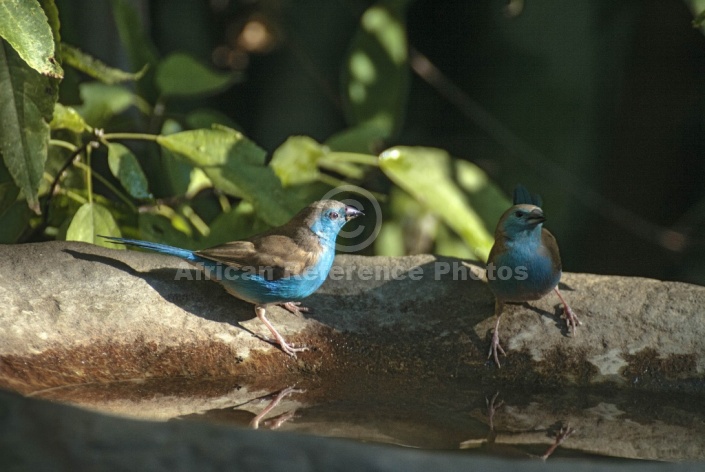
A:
[[455, 160, 511, 233], [379, 146, 494, 260], [375, 187, 438, 256], [434, 224, 476, 259], [270, 136, 323, 186], [107, 142, 150, 199], [156, 53, 239, 97], [342, 0, 410, 138], [374, 220, 405, 256], [185, 167, 212, 198], [156, 127, 300, 225], [318, 152, 375, 180], [0, 0, 63, 78], [50, 103, 89, 132], [66, 202, 121, 245], [0, 39, 58, 214], [61, 43, 146, 84], [271, 135, 376, 186]]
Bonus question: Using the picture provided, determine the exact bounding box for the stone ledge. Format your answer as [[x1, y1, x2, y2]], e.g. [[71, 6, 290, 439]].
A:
[[1, 241, 704, 393]]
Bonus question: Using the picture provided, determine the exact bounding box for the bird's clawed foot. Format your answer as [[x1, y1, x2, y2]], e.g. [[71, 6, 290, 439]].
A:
[[553, 287, 581, 336], [278, 301, 312, 315], [562, 305, 581, 336], [273, 338, 309, 358], [255, 305, 310, 357], [487, 329, 506, 368]]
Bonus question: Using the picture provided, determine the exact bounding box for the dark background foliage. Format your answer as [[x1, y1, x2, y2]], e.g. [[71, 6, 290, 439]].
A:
[[41, 0, 705, 284]]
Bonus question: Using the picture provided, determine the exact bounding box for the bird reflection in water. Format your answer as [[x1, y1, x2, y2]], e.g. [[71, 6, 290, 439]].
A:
[[460, 392, 575, 460], [176, 386, 304, 430]]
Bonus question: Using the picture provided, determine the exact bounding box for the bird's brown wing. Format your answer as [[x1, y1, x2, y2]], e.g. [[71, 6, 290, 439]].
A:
[[196, 234, 318, 280], [541, 228, 562, 273]]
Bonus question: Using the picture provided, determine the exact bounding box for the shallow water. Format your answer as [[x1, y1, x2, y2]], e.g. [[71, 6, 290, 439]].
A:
[[25, 374, 705, 462]]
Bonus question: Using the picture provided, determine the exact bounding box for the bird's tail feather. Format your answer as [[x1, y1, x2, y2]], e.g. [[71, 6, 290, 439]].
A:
[[99, 236, 197, 261], [513, 184, 543, 207]]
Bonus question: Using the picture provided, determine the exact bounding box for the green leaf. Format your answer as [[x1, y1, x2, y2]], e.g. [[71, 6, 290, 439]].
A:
[[156, 53, 239, 97], [38, 0, 61, 44], [0, 39, 58, 214], [270, 136, 323, 186], [50, 103, 89, 132], [186, 108, 240, 130], [693, 6, 705, 28], [138, 212, 196, 250], [318, 152, 376, 180], [271, 136, 377, 186], [0, 0, 63, 78], [156, 127, 299, 225], [66, 202, 121, 245], [455, 160, 511, 233], [76, 82, 138, 127], [199, 200, 262, 247], [110, 0, 158, 70], [158, 119, 215, 198], [107, 142, 150, 199], [157, 127, 266, 168], [379, 146, 494, 260], [374, 220, 405, 257], [342, 0, 410, 136], [61, 43, 147, 84], [0, 159, 20, 217], [185, 168, 213, 198], [0, 200, 31, 243], [159, 119, 192, 196], [326, 121, 389, 154]]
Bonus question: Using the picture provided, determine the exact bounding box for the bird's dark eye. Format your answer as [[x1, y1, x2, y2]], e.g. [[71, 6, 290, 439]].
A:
[[329, 211, 339, 220], [514, 211, 524, 218]]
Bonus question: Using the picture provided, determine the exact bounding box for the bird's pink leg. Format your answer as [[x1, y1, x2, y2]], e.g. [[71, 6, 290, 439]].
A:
[[255, 305, 309, 357], [488, 300, 506, 368], [553, 287, 581, 335], [278, 301, 310, 314]]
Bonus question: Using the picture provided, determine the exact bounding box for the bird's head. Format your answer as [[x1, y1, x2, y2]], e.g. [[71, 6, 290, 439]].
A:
[[496, 203, 545, 238], [304, 200, 364, 240]]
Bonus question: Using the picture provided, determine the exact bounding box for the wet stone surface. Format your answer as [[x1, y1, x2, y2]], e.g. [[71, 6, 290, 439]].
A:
[[18, 374, 705, 461]]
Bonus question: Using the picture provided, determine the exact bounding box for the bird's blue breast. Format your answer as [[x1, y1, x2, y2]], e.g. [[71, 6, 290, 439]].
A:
[[488, 236, 561, 302], [193, 246, 335, 305]]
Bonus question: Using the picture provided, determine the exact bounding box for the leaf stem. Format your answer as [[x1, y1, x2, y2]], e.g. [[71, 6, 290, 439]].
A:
[[85, 147, 93, 204], [73, 161, 137, 212], [322, 152, 379, 166], [101, 132, 159, 142], [49, 139, 79, 152]]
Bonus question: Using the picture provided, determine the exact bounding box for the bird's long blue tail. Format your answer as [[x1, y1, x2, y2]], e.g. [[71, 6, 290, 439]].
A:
[[100, 236, 198, 261]]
